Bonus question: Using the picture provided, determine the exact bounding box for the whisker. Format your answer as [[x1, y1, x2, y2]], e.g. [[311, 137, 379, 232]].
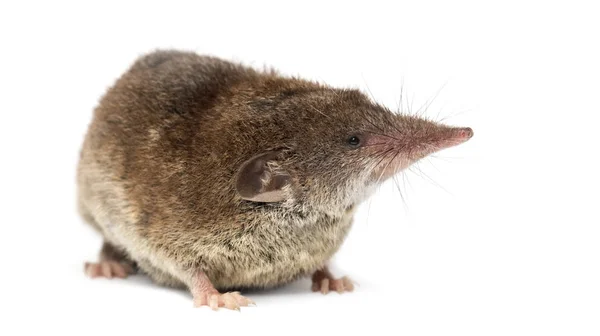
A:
[[398, 78, 405, 115], [361, 112, 390, 135], [435, 104, 446, 123], [370, 149, 394, 187], [424, 157, 443, 174], [430, 154, 465, 161], [401, 169, 412, 192], [364, 130, 400, 141], [438, 108, 472, 122], [361, 143, 391, 148], [361, 74, 377, 104], [415, 82, 447, 118], [375, 149, 400, 186], [371, 148, 395, 173], [392, 174, 409, 213], [388, 113, 404, 137], [410, 163, 453, 196]]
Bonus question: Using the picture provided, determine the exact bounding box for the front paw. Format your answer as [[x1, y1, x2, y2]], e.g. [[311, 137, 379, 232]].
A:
[[312, 275, 355, 294], [194, 291, 255, 311], [84, 261, 134, 279]]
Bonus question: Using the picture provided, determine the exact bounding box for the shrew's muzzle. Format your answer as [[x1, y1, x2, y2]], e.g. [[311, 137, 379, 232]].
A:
[[365, 124, 473, 180]]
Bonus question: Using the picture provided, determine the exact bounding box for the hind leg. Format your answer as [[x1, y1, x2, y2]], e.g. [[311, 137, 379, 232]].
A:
[[85, 241, 137, 279]]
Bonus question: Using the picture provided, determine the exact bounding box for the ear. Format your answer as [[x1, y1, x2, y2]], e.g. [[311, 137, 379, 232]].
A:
[[235, 151, 292, 203]]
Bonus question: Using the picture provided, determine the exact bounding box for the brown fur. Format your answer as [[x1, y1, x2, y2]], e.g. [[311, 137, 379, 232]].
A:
[[77, 50, 472, 292]]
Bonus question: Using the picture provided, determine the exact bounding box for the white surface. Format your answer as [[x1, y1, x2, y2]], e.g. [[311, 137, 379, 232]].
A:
[[1, 1, 599, 335]]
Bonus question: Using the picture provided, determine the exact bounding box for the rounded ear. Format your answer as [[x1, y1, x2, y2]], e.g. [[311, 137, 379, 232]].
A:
[[235, 151, 292, 203]]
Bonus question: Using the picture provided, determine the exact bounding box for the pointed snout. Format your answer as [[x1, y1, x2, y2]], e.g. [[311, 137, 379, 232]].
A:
[[443, 127, 474, 148], [455, 127, 474, 139], [364, 124, 473, 178], [364, 124, 474, 154], [410, 125, 474, 157], [363, 116, 473, 181]]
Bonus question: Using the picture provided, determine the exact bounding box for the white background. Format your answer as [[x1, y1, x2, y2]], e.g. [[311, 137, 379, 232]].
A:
[[1, 0, 599, 335]]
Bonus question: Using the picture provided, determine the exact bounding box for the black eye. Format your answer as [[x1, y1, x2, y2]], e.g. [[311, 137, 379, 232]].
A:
[[348, 136, 361, 147]]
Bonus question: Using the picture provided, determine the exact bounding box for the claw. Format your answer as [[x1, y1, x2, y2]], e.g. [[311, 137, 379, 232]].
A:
[[333, 279, 344, 294], [111, 262, 127, 278], [85, 262, 98, 278], [209, 294, 219, 311], [342, 276, 354, 292], [320, 278, 330, 294], [223, 294, 240, 311], [101, 262, 112, 278], [231, 292, 254, 306]]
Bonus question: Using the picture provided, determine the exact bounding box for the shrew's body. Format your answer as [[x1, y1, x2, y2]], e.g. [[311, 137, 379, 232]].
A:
[[78, 50, 472, 309]]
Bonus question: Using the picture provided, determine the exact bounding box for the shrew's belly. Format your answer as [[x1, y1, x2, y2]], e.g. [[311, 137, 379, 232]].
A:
[[204, 211, 355, 290]]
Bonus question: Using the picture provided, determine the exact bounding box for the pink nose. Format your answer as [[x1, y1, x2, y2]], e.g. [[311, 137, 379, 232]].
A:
[[455, 127, 474, 139]]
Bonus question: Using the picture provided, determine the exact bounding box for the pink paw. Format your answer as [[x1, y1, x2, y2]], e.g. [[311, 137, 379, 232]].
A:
[[312, 275, 355, 294], [193, 291, 255, 311], [85, 261, 133, 279]]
